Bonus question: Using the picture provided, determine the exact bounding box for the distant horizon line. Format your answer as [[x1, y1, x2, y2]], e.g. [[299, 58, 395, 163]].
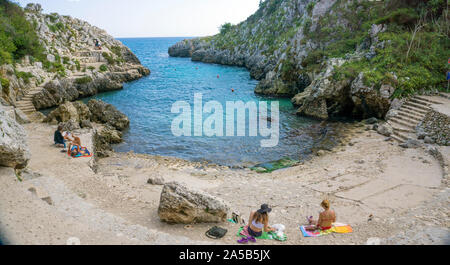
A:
[[115, 36, 208, 39]]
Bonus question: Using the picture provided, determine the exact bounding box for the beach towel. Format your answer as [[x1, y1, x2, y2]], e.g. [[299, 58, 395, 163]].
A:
[[300, 223, 353, 237], [237, 226, 287, 241], [67, 146, 92, 158]]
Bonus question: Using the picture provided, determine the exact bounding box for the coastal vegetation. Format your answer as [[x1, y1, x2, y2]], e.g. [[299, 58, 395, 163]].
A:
[[75, 76, 93, 85], [187, 0, 449, 98], [0, 0, 45, 65], [323, 0, 449, 98]]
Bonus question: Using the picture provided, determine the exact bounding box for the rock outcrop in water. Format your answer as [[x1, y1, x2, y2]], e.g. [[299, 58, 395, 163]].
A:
[[169, 0, 447, 120], [158, 182, 230, 224], [88, 99, 130, 131]]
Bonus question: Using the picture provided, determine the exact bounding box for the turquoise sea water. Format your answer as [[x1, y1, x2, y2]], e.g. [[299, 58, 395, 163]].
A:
[[85, 37, 325, 167]]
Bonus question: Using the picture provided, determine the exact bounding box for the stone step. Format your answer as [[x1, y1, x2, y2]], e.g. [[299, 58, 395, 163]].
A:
[[393, 129, 410, 140], [409, 97, 433, 106], [389, 123, 415, 133], [393, 113, 422, 124], [16, 100, 33, 104], [28, 89, 43, 93], [397, 108, 427, 119], [17, 104, 36, 108], [391, 134, 405, 143], [400, 104, 429, 115], [414, 95, 444, 105], [439, 92, 450, 100], [16, 103, 34, 108], [396, 110, 425, 122], [403, 101, 432, 112], [388, 117, 417, 129], [18, 107, 36, 112]]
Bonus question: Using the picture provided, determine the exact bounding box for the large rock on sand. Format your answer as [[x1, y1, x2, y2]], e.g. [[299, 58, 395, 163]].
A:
[[45, 101, 91, 127], [158, 182, 230, 224], [93, 126, 123, 158], [0, 105, 31, 169], [88, 99, 129, 131]]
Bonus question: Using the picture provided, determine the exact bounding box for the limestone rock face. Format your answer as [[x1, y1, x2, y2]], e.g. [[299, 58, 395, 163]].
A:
[[14, 108, 31, 124], [93, 126, 123, 158], [88, 99, 129, 131], [168, 40, 193, 57], [158, 182, 230, 224], [0, 105, 31, 169], [1, 6, 150, 110], [377, 123, 393, 137], [168, 0, 400, 120], [291, 58, 354, 119], [44, 101, 91, 128], [291, 58, 394, 120], [350, 72, 392, 119]]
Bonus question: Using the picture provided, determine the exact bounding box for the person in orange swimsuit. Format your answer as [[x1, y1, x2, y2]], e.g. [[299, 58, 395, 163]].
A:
[[306, 199, 336, 231]]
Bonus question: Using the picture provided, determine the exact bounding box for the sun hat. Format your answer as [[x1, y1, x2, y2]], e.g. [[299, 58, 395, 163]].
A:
[[257, 204, 272, 214]]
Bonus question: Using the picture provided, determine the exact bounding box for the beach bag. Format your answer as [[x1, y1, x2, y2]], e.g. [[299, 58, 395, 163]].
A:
[[205, 226, 228, 239]]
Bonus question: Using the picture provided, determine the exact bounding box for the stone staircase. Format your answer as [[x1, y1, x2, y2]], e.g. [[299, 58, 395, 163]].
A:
[[388, 95, 444, 142], [439, 92, 450, 100], [15, 86, 44, 121]]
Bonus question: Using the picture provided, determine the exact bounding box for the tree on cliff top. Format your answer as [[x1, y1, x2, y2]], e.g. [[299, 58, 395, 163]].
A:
[[219, 23, 233, 35]]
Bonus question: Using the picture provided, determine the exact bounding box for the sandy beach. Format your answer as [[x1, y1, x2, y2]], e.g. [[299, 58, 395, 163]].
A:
[[0, 122, 448, 245]]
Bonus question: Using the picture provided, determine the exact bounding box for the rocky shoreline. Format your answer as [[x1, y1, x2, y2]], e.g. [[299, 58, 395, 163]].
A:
[[1, 3, 150, 122], [0, 1, 449, 245], [168, 0, 447, 121]]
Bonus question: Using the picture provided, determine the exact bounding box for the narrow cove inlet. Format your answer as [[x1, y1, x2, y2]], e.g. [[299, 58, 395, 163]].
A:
[[83, 37, 339, 167], [0, 0, 448, 250]]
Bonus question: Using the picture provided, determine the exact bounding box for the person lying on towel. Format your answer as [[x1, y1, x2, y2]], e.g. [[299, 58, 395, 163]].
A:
[[306, 199, 336, 231], [68, 135, 89, 157]]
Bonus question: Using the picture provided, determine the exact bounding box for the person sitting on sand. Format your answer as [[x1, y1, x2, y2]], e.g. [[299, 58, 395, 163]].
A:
[[239, 204, 276, 243], [306, 199, 336, 231], [62, 130, 73, 142], [54, 125, 65, 148]]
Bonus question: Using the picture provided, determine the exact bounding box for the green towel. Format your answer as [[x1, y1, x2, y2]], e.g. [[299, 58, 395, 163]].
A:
[[237, 226, 287, 241]]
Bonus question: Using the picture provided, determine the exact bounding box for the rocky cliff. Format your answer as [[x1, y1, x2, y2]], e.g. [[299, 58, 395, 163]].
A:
[[0, 3, 150, 117], [169, 0, 448, 120]]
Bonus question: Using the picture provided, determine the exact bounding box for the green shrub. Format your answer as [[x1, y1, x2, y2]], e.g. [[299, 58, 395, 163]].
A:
[[110, 45, 122, 58], [62, 56, 70, 64], [102, 52, 115, 65], [46, 13, 58, 23], [219, 23, 233, 35], [99, 64, 108, 72], [0, 0, 45, 64], [0, 77, 10, 89], [374, 8, 419, 26], [306, 1, 316, 16], [74, 59, 81, 71], [87, 66, 95, 71], [15, 71, 33, 84], [75, 76, 92, 85]]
